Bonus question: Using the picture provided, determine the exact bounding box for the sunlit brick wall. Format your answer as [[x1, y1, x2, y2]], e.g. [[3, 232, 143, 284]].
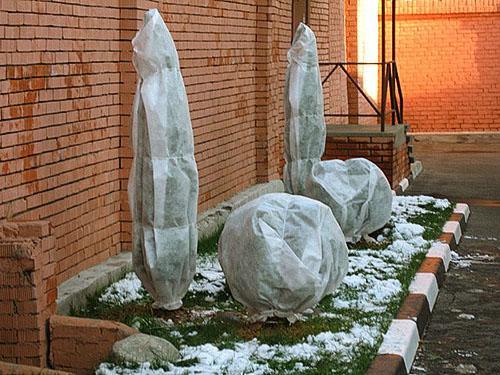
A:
[[388, 0, 500, 132]]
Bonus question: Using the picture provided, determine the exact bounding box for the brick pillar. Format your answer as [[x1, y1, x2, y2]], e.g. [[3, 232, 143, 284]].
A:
[[344, 0, 377, 125], [0, 221, 57, 367], [255, 0, 287, 183], [345, 0, 360, 124]]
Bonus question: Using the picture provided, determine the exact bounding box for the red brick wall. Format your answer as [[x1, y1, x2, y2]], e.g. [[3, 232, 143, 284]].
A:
[[391, 1, 500, 132], [0, 1, 123, 283], [49, 315, 137, 374], [324, 135, 410, 189], [0, 221, 57, 367], [0, 2, 347, 284]]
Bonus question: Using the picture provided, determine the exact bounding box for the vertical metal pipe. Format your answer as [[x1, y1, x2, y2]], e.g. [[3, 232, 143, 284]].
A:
[[381, 0, 386, 131], [392, 0, 396, 62], [392, 0, 397, 125]]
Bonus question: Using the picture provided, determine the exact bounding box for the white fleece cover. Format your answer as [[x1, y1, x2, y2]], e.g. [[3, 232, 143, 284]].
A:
[[283, 23, 392, 241], [128, 9, 199, 310], [218, 193, 348, 322]]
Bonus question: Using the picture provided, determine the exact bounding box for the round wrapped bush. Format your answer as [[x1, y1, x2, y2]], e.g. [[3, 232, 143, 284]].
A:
[[218, 193, 348, 321], [308, 158, 393, 241]]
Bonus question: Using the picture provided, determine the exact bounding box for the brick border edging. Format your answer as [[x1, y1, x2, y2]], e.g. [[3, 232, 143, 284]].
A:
[[367, 203, 470, 375]]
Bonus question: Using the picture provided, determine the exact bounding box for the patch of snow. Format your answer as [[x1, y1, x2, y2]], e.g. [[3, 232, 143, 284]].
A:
[[457, 313, 475, 320], [98, 254, 227, 307], [99, 273, 143, 305], [188, 255, 226, 296], [450, 251, 472, 268]]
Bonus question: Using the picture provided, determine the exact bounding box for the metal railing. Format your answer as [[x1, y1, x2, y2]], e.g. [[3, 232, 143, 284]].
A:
[[319, 61, 404, 132]]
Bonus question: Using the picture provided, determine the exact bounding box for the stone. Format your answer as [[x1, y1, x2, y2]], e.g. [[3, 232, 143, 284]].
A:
[[112, 333, 180, 364]]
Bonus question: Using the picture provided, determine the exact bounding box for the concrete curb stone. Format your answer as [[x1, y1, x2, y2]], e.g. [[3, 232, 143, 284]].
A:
[[366, 206, 470, 375]]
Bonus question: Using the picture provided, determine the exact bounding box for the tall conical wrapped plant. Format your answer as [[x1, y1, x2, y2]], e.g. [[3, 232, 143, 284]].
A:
[[128, 9, 199, 310], [283, 23, 392, 242]]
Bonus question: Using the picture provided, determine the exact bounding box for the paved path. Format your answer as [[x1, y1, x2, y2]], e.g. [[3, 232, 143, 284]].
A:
[[406, 139, 500, 375]]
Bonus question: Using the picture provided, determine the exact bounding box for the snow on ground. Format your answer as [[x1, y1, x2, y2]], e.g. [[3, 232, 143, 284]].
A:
[[96, 195, 451, 375], [99, 272, 143, 305], [98, 255, 226, 306], [188, 254, 225, 296]]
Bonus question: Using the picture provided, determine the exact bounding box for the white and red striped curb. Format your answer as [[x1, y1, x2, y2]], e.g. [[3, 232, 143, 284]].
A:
[[367, 203, 469, 375]]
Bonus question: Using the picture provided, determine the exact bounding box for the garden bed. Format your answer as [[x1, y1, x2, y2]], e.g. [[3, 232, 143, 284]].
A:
[[71, 195, 454, 375]]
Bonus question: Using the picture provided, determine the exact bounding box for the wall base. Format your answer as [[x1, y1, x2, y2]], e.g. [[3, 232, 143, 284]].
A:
[[324, 124, 412, 189]]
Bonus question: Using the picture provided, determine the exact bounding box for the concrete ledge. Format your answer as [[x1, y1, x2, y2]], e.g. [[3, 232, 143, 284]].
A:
[[409, 273, 439, 311], [443, 221, 462, 245], [377, 320, 420, 374], [56, 252, 132, 315], [454, 203, 470, 222], [417, 257, 446, 287], [396, 294, 431, 337], [427, 243, 451, 272], [410, 161, 423, 180], [57, 180, 284, 315], [411, 132, 500, 144], [197, 179, 284, 239], [326, 124, 407, 148]]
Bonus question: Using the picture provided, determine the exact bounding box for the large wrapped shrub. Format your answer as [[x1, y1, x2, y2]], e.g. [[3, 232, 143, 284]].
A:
[[128, 9, 198, 310], [218, 193, 348, 321]]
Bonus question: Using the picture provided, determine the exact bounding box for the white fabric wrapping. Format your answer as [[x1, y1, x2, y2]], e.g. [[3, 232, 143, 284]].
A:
[[283, 23, 392, 241], [128, 9, 198, 310], [218, 193, 348, 322]]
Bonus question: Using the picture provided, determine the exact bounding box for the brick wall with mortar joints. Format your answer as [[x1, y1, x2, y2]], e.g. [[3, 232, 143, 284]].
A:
[[49, 315, 137, 374], [323, 135, 409, 188], [0, 1, 351, 281], [0, 221, 57, 367], [0, 0, 123, 284], [394, 11, 500, 132], [118, 1, 287, 250], [379, 0, 500, 132], [119, 1, 346, 250]]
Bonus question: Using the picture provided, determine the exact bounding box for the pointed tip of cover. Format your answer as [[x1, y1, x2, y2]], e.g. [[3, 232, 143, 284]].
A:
[[132, 8, 179, 77], [144, 8, 160, 23], [288, 23, 318, 65]]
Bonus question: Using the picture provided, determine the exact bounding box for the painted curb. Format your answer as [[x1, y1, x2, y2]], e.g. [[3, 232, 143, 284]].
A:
[[393, 161, 423, 196], [367, 204, 469, 375]]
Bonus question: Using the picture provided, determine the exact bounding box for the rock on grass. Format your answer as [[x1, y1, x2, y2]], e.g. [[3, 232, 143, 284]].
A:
[[112, 333, 180, 364]]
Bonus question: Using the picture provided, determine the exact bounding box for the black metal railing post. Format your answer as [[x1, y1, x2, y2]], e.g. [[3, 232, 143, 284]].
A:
[[380, 0, 386, 132]]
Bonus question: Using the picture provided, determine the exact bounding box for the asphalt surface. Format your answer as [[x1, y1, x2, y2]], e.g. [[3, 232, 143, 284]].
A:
[[406, 139, 500, 375]]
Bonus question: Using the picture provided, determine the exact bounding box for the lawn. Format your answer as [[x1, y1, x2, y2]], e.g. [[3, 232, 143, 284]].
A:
[[71, 195, 454, 375]]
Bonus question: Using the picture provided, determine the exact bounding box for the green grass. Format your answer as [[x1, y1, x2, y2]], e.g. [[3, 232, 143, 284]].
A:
[[73, 200, 454, 374], [408, 202, 455, 240], [197, 225, 223, 257]]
